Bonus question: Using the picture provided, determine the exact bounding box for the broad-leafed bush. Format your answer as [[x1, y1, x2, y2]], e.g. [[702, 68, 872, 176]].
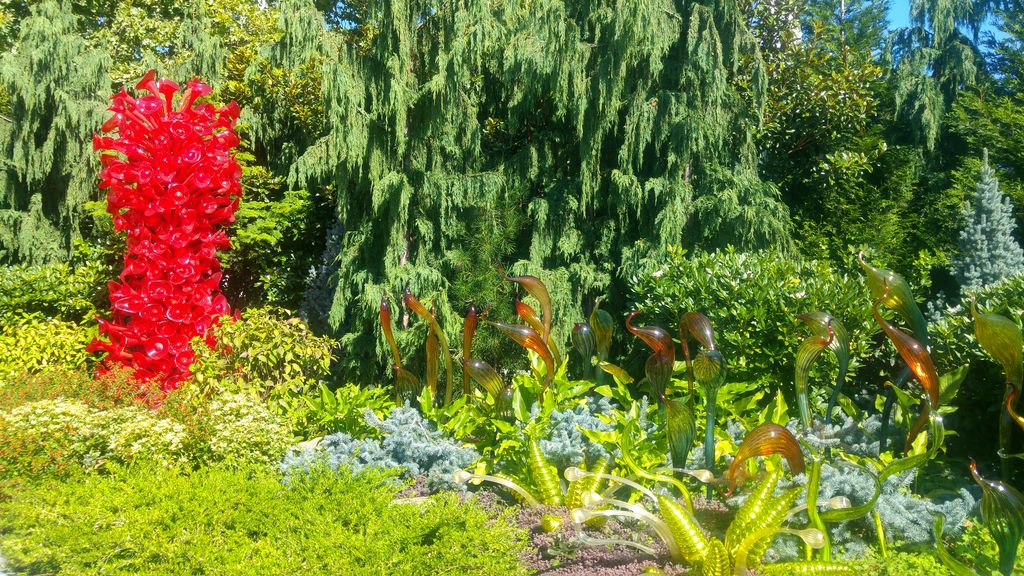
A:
[[0, 260, 108, 325], [190, 306, 335, 406], [0, 315, 96, 383], [0, 392, 289, 478], [627, 247, 876, 394]]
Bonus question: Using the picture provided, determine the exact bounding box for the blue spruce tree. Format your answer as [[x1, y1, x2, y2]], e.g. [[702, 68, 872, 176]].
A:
[[952, 151, 1024, 290]]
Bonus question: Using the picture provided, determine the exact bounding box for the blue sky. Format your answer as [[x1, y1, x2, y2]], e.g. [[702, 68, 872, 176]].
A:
[[887, 0, 1006, 38], [888, 0, 913, 30]]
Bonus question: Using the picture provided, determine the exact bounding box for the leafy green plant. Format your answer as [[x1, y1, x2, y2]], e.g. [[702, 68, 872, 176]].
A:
[[292, 383, 392, 439], [188, 306, 335, 422], [0, 314, 95, 383], [0, 464, 529, 575], [0, 259, 108, 325], [628, 247, 875, 405]]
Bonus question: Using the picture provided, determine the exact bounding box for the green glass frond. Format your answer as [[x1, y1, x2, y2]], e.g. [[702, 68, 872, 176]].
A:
[[700, 538, 730, 576], [659, 494, 710, 565], [529, 438, 563, 507], [973, 299, 1023, 389], [725, 470, 782, 556], [970, 459, 1024, 575], [759, 562, 855, 575]]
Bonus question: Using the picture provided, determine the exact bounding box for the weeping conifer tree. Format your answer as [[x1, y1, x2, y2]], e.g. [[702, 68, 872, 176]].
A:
[[250, 0, 793, 380], [0, 0, 109, 265], [891, 0, 998, 149]]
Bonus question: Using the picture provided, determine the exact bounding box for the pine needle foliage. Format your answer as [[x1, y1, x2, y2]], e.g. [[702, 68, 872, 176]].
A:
[[0, 0, 109, 265], [952, 151, 1024, 290], [251, 0, 793, 381]]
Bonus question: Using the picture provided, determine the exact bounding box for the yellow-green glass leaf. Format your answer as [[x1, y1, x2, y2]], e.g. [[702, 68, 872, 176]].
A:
[[760, 562, 855, 575], [858, 255, 930, 345], [701, 538, 730, 576], [973, 300, 1023, 388], [971, 459, 1024, 575], [725, 470, 782, 556], [659, 494, 709, 564], [529, 438, 562, 506]]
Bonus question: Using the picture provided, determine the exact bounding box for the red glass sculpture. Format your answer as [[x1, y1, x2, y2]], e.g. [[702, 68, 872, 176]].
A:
[[88, 70, 241, 392]]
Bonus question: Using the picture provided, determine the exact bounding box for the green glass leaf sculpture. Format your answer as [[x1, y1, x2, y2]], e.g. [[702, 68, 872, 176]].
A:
[[572, 322, 596, 379], [970, 458, 1024, 575], [659, 494, 710, 564], [858, 254, 929, 346], [403, 288, 456, 405], [726, 423, 805, 495], [759, 563, 855, 575], [725, 470, 783, 555], [500, 266, 553, 343], [462, 304, 478, 395], [666, 398, 697, 473], [465, 358, 503, 399], [529, 438, 562, 506], [590, 302, 614, 363], [872, 287, 940, 410], [933, 516, 977, 576], [487, 321, 555, 388], [701, 538, 730, 576], [798, 312, 850, 422], [794, 319, 835, 430], [379, 296, 402, 366], [973, 299, 1023, 389]]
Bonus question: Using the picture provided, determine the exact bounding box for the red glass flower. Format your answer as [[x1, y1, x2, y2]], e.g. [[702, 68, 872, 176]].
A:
[[89, 70, 241, 393]]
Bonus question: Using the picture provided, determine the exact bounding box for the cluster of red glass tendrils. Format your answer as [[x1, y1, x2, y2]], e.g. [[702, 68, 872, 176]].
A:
[[88, 70, 241, 391]]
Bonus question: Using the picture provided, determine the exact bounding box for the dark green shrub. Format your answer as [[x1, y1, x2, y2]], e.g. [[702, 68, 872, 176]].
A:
[[627, 247, 878, 402], [0, 464, 529, 576], [0, 259, 108, 325]]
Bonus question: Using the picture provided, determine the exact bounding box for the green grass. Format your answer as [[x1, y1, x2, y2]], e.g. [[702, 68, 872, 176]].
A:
[[0, 464, 529, 575]]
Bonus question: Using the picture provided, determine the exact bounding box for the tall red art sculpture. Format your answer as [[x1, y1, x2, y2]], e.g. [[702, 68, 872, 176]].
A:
[[88, 70, 241, 392]]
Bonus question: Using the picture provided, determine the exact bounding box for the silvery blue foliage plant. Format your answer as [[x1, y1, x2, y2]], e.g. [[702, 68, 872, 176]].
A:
[[281, 405, 478, 490], [537, 396, 617, 469]]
